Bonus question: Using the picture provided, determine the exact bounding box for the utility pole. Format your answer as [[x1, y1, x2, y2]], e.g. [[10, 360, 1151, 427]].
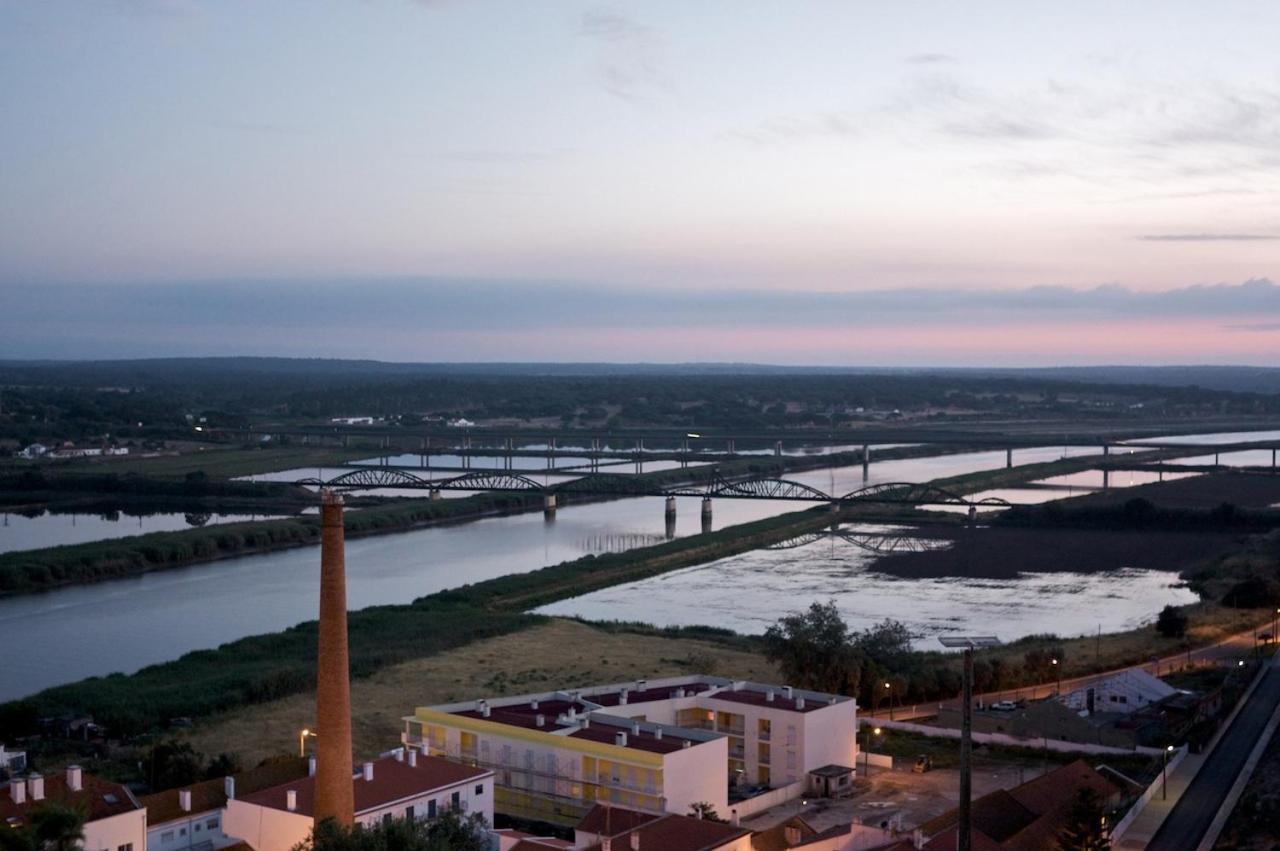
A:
[[941, 636, 1002, 851]]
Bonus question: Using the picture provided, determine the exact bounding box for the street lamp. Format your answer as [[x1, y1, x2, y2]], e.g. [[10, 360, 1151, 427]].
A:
[[883, 682, 894, 721], [1162, 745, 1175, 800], [940, 635, 1003, 851], [862, 726, 882, 777], [1051, 658, 1060, 696], [299, 728, 315, 758]]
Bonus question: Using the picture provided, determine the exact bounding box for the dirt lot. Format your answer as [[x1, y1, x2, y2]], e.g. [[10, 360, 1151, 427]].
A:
[[742, 760, 1052, 836], [182, 619, 780, 766], [873, 525, 1238, 579]]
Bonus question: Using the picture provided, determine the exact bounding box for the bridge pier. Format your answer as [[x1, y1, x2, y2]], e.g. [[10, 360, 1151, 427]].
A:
[[665, 513, 676, 540], [543, 493, 557, 516], [1273, 448, 1276, 470], [665, 495, 677, 523], [1006, 448, 1013, 469], [1102, 469, 1110, 489], [775, 440, 783, 457], [1214, 451, 1220, 467], [429, 489, 442, 501], [701, 497, 713, 534], [968, 505, 977, 526], [862, 444, 870, 481], [727, 439, 735, 454], [1103, 444, 1110, 457]]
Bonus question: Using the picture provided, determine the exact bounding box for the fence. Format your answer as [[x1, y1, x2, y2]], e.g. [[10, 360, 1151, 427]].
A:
[[1109, 745, 1188, 843], [864, 718, 1164, 757], [730, 779, 807, 819]]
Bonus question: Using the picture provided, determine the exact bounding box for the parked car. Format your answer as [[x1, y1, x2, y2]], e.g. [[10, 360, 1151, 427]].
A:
[[990, 700, 1017, 711]]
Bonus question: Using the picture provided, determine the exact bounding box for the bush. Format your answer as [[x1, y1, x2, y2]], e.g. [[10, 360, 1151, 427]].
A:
[[1156, 605, 1189, 638]]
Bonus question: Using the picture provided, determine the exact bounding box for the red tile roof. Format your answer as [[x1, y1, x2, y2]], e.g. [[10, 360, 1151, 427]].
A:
[[566, 723, 702, 755], [238, 755, 489, 818], [703, 689, 828, 713], [139, 757, 310, 826], [576, 804, 748, 851], [923, 827, 1009, 851], [0, 773, 139, 824]]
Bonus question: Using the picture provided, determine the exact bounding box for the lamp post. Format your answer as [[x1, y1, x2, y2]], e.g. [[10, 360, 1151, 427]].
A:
[[862, 726, 882, 777], [1162, 745, 1175, 800], [1051, 658, 1060, 696], [299, 728, 315, 758], [940, 635, 1002, 851], [883, 682, 894, 721]]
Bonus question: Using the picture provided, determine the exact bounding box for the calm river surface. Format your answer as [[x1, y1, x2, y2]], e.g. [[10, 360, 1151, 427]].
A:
[[535, 523, 1199, 645], [0, 431, 1264, 702]]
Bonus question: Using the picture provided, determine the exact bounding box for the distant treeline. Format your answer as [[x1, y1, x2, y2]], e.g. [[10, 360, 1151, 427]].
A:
[[0, 470, 307, 501]]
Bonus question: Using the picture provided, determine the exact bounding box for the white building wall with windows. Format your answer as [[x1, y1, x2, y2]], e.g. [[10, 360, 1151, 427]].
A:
[[83, 808, 148, 851]]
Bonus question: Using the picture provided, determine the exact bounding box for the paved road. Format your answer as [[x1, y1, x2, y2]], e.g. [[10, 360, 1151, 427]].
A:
[[866, 620, 1268, 722], [1146, 656, 1280, 851]]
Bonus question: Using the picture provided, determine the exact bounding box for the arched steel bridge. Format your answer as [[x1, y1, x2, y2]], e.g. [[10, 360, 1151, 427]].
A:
[[764, 528, 956, 554], [295, 467, 1010, 508]]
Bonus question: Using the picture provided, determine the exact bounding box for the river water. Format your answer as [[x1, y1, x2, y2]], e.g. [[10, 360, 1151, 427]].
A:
[[0, 431, 1265, 702], [535, 524, 1199, 645], [0, 511, 287, 556]]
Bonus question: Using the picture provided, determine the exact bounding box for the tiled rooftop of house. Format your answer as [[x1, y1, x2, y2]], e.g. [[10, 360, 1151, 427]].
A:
[[1, 770, 139, 824], [139, 757, 310, 826], [576, 804, 750, 851], [239, 754, 489, 818]]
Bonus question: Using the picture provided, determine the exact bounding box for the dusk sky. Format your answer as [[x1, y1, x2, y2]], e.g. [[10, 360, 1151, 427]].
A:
[[2, 1, 1279, 364]]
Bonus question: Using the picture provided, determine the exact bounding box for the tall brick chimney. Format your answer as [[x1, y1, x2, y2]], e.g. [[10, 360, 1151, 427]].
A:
[[314, 489, 355, 826]]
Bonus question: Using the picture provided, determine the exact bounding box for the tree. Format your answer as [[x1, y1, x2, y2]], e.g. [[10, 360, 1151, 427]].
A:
[[762, 601, 862, 695], [1055, 787, 1111, 851], [294, 811, 489, 851], [204, 753, 242, 780], [1156, 605, 1188, 639], [146, 740, 204, 791], [0, 803, 87, 851], [1024, 646, 1065, 683], [688, 801, 726, 822]]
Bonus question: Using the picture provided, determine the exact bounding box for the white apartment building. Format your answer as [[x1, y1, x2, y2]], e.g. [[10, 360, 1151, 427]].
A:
[[1, 767, 147, 851], [403, 675, 858, 826], [222, 751, 493, 851]]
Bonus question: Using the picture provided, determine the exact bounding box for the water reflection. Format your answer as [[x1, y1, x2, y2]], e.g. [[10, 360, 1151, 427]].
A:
[[0, 511, 285, 555], [537, 524, 1198, 645]]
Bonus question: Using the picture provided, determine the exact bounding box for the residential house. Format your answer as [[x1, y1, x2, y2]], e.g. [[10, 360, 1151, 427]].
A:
[[1, 767, 147, 851], [403, 675, 857, 826], [222, 750, 493, 851]]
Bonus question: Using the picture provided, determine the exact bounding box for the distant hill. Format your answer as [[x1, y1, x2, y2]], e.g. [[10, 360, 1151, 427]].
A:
[[2, 358, 1280, 394]]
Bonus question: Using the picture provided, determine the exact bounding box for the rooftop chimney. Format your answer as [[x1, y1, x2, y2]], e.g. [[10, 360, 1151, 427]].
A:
[[224, 776, 236, 800], [796, 697, 806, 709], [766, 690, 775, 703], [286, 789, 298, 812], [630, 831, 640, 850], [530, 699, 539, 710], [10, 780, 25, 805], [731, 809, 740, 828], [636, 679, 647, 692], [619, 690, 629, 705], [632, 722, 641, 736], [615, 732, 628, 747], [308, 756, 316, 777], [482, 704, 491, 718], [394, 749, 404, 762], [654, 726, 663, 740], [362, 762, 374, 782], [179, 789, 192, 812], [66, 766, 82, 792], [536, 714, 546, 728], [27, 775, 43, 802], [784, 686, 794, 699], [314, 489, 355, 826], [408, 749, 417, 768], [682, 740, 691, 749]]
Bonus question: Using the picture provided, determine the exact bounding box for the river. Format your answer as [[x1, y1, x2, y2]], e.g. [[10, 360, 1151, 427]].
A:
[[0, 431, 1265, 702]]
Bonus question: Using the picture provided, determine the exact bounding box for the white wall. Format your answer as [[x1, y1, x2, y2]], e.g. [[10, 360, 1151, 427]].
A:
[[147, 809, 242, 851], [222, 800, 313, 851], [799, 701, 858, 777], [354, 775, 494, 828], [661, 737, 728, 815], [83, 808, 147, 851]]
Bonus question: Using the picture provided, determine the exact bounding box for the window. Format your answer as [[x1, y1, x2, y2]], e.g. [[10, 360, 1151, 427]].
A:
[[474, 783, 484, 795], [194, 823, 202, 832], [160, 832, 174, 844], [118, 845, 133, 851], [206, 818, 218, 830], [450, 791, 461, 810], [406, 805, 415, 821], [427, 799, 437, 819], [786, 751, 797, 770], [382, 813, 393, 826], [786, 725, 797, 746]]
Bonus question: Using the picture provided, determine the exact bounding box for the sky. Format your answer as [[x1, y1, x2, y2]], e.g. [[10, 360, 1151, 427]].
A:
[[1, 0, 1278, 365]]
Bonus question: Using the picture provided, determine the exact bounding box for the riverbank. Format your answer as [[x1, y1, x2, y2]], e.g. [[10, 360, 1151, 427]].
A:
[[0, 443, 957, 597]]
